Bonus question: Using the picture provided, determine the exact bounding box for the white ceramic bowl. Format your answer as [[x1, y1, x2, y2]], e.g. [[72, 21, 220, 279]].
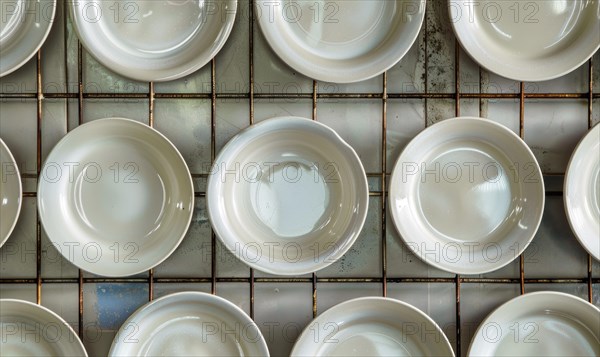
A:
[[207, 117, 368, 275], [69, 0, 237, 82], [256, 0, 426, 83], [564, 124, 600, 261], [468, 291, 600, 356], [38, 118, 194, 277], [0, 138, 22, 247], [0, 0, 56, 77], [109, 292, 269, 356], [291, 297, 455, 356], [389, 117, 545, 275], [0, 299, 88, 356], [450, 0, 600, 81]]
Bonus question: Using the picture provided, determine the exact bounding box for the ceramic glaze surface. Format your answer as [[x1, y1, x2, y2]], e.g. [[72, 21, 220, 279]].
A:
[[565, 124, 600, 260], [250, 160, 330, 238], [0, 139, 22, 247], [418, 143, 517, 242], [451, 0, 600, 81], [256, 0, 426, 83], [389, 118, 545, 275], [468, 292, 600, 356], [70, 0, 237, 81], [37, 118, 194, 277], [207, 117, 368, 275], [291, 297, 455, 357], [108, 292, 269, 357], [0, 299, 88, 356], [0, 0, 56, 76]]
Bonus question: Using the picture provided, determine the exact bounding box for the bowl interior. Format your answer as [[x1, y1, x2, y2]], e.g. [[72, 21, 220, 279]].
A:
[[256, 0, 425, 82], [292, 298, 454, 357], [451, 0, 600, 80], [70, 0, 236, 81], [109, 292, 268, 356], [209, 118, 368, 275], [390, 118, 544, 274], [564, 125, 600, 260], [38, 119, 194, 276], [0, 0, 56, 77], [0, 139, 22, 247], [468, 292, 600, 356], [0, 299, 87, 356]]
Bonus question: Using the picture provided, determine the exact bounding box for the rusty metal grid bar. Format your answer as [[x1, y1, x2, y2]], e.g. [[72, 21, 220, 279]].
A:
[[0, 1, 596, 356]]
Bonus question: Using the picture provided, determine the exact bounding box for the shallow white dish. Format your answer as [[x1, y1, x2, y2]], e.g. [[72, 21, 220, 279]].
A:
[[38, 118, 194, 277], [450, 0, 600, 81], [291, 297, 454, 356], [389, 117, 545, 275], [0, 0, 56, 77], [468, 291, 600, 356], [69, 0, 237, 82], [0, 299, 88, 356], [207, 117, 368, 275], [256, 0, 426, 83], [109, 291, 269, 356], [0, 138, 22, 247], [564, 124, 600, 261]]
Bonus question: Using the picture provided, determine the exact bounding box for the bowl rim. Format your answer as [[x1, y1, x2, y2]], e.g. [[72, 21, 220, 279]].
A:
[[0, 298, 88, 356], [449, 0, 600, 82], [207, 116, 369, 275], [108, 291, 270, 356], [255, 0, 427, 83], [37, 117, 195, 277], [466, 291, 600, 356], [388, 117, 545, 275], [0, 138, 23, 248], [291, 296, 455, 356], [0, 0, 57, 77], [68, 0, 238, 82], [563, 123, 600, 261]]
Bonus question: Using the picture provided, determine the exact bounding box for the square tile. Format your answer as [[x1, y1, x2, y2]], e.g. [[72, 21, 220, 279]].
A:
[[82, 283, 149, 356], [388, 283, 457, 353], [386, 99, 426, 174], [524, 100, 588, 174], [153, 198, 212, 278], [317, 100, 382, 173], [82, 99, 150, 124], [460, 284, 520, 357], [153, 283, 211, 299], [0, 99, 38, 175], [319, 197, 382, 278], [0, 198, 37, 279], [0, 284, 36, 301], [254, 283, 313, 356], [154, 99, 212, 174], [216, 282, 252, 316], [41, 284, 80, 332], [316, 283, 382, 313], [524, 196, 589, 279]]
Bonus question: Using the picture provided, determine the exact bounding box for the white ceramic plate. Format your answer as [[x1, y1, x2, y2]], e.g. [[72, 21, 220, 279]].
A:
[[564, 124, 600, 261], [0, 138, 22, 247], [291, 297, 454, 356], [256, 0, 426, 83], [389, 117, 545, 275], [450, 0, 600, 82], [207, 117, 368, 275], [0, 299, 88, 356], [69, 0, 237, 82], [38, 118, 194, 277], [0, 0, 56, 77], [468, 291, 600, 356], [109, 291, 269, 356]]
